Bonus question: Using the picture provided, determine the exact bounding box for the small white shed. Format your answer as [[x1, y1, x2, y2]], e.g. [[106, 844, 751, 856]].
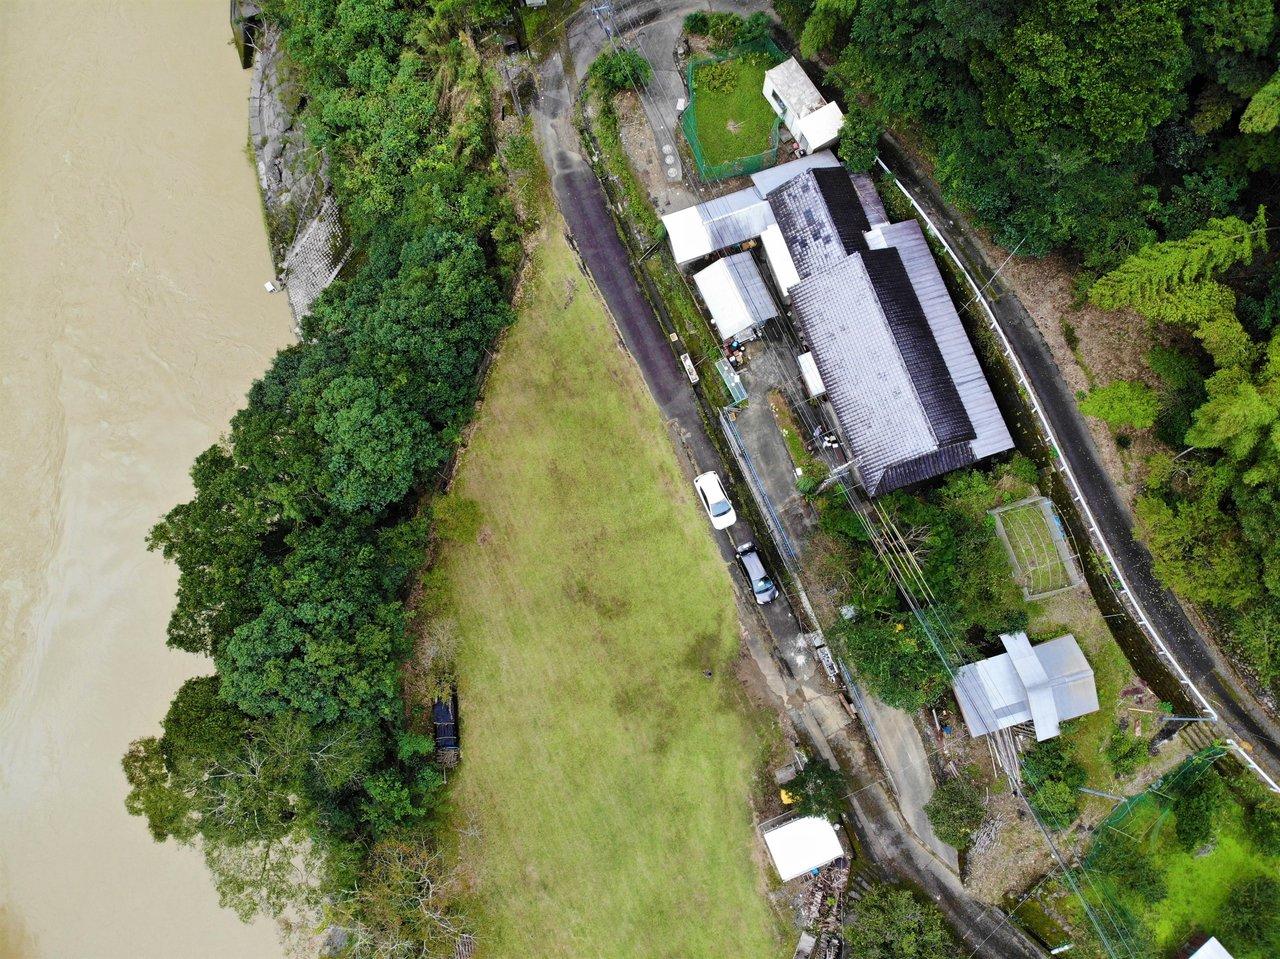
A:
[[762, 58, 843, 154], [693, 252, 778, 342], [762, 816, 844, 881]]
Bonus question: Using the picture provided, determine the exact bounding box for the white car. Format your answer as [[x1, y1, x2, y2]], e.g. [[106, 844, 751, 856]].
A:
[[694, 470, 737, 530]]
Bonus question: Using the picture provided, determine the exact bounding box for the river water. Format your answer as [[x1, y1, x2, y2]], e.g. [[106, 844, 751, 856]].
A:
[[0, 4, 290, 956]]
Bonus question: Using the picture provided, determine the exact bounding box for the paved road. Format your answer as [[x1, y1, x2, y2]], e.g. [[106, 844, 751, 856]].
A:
[[880, 138, 1280, 784], [531, 26, 1045, 959]]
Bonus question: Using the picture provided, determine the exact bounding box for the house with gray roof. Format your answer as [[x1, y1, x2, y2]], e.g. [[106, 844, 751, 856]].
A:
[[952, 632, 1099, 742], [661, 152, 1013, 496]]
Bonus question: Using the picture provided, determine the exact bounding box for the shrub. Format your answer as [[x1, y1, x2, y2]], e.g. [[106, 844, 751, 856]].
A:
[[682, 11, 709, 35], [1215, 875, 1280, 954], [1079, 380, 1160, 430], [837, 109, 882, 172], [706, 12, 743, 50], [1172, 767, 1227, 850], [735, 11, 773, 46], [1105, 726, 1149, 777], [788, 759, 848, 821], [588, 49, 653, 94], [1089, 835, 1167, 901], [1245, 796, 1280, 854], [844, 884, 962, 959], [924, 776, 986, 850], [1022, 739, 1086, 829]]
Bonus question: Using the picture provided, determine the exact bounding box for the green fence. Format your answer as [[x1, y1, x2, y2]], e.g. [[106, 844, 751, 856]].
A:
[[682, 38, 786, 182]]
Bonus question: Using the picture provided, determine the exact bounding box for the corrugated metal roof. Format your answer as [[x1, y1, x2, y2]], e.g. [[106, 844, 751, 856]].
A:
[[693, 252, 778, 341], [749, 150, 841, 195], [763, 58, 825, 118], [850, 172, 889, 226], [952, 633, 1099, 741], [662, 186, 774, 265], [868, 220, 1013, 461]]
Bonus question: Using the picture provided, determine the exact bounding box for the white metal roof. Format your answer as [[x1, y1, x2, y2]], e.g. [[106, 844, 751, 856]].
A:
[[763, 58, 825, 118], [760, 223, 801, 294], [953, 633, 1099, 741], [798, 351, 826, 397], [795, 101, 843, 152], [763, 816, 843, 881], [693, 252, 778, 342], [749, 150, 841, 195], [662, 187, 775, 265], [1189, 938, 1234, 959]]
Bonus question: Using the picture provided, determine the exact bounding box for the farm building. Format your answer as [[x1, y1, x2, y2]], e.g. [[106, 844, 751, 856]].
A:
[[762, 58, 844, 154], [693, 252, 779, 342], [762, 815, 844, 881], [952, 632, 1099, 742], [661, 151, 1013, 495]]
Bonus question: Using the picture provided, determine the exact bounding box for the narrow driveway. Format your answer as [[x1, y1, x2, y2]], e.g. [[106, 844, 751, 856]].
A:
[[531, 36, 1045, 959], [880, 138, 1280, 782]]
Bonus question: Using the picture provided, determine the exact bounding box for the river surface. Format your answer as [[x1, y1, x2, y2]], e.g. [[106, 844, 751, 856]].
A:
[[0, 3, 290, 956]]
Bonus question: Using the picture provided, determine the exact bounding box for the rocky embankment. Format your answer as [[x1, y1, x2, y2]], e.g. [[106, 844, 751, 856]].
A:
[[249, 22, 346, 324]]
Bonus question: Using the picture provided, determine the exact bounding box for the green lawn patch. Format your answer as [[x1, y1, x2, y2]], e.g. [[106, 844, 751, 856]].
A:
[[688, 53, 780, 168], [438, 218, 787, 958], [1077, 777, 1280, 958]]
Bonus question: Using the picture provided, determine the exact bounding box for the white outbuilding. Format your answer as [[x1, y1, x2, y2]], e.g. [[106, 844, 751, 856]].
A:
[[952, 632, 1099, 742], [762, 58, 844, 154], [762, 816, 844, 882], [692, 252, 778, 342]]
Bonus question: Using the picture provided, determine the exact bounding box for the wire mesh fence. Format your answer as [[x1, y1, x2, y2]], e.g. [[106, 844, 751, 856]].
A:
[[682, 38, 787, 182]]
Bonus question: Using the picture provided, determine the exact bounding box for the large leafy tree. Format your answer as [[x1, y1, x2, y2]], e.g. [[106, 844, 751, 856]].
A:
[[844, 884, 962, 959]]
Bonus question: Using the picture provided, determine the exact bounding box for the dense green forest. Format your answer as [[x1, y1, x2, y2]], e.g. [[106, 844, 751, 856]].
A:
[[785, 0, 1280, 693], [124, 0, 514, 949]]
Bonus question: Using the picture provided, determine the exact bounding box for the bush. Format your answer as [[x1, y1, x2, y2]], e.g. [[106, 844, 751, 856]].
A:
[[1105, 726, 1149, 777], [837, 109, 882, 172], [1215, 875, 1280, 955], [924, 776, 986, 850], [735, 11, 773, 46], [706, 12, 743, 50], [1245, 797, 1280, 855], [1022, 739, 1086, 829], [682, 11, 708, 35], [844, 884, 962, 959], [1089, 835, 1167, 901], [1079, 380, 1160, 430], [588, 49, 653, 94], [1171, 767, 1227, 851], [788, 759, 848, 821]]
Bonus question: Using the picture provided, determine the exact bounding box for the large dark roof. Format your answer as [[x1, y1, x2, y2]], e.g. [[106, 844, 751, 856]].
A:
[[876, 442, 977, 493], [812, 168, 870, 253], [862, 248, 974, 447]]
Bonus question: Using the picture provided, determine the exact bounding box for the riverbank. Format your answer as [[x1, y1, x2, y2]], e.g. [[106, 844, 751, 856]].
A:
[[0, 4, 291, 957]]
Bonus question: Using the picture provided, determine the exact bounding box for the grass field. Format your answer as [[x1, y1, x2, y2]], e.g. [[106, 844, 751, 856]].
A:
[[689, 53, 779, 167], [1077, 780, 1279, 957], [437, 219, 786, 958], [993, 498, 1076, 597]]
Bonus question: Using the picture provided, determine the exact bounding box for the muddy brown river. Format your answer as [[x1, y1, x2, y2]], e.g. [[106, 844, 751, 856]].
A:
[[0, 3, 290, 956]]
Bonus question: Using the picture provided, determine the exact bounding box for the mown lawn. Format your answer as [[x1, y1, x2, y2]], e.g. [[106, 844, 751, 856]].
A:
[[690, 53, 779, 167], [438, 219, 786, 958]]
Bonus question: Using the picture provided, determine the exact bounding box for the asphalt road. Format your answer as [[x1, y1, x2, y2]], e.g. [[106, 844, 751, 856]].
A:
[[530, 21, 1046, 959], [880, 138, 1280, 783]]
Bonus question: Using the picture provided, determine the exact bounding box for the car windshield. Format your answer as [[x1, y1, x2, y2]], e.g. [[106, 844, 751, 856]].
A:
[[710, 499, 731, 517], [755, 577, 774, 593]]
